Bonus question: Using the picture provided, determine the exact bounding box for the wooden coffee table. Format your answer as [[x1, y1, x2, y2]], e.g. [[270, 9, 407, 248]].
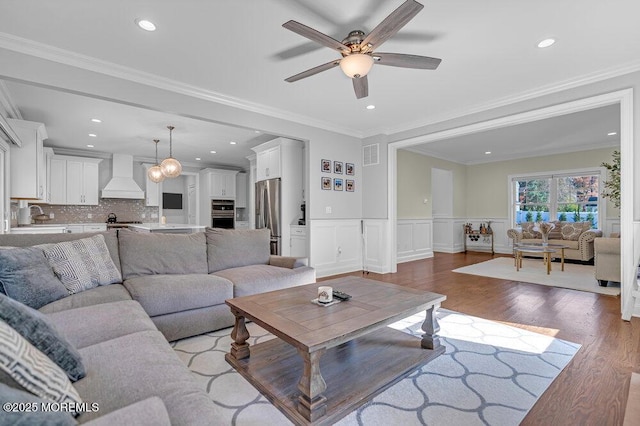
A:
[[225, 276, 446, 425]]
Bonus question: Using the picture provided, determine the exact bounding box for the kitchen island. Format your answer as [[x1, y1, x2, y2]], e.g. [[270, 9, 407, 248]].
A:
[[128, 223, 205, 234]]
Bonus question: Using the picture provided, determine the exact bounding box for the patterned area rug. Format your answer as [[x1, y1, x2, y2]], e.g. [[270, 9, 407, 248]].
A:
[[453, 257, 620, 296], [172, 309, 580, 425]]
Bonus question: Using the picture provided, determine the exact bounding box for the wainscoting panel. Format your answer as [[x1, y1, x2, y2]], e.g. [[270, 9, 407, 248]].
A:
[[397, 219, 433, 263], [309, 219, 362, 278], [363, 219, 389, 274], [466, 218, 510, 254]]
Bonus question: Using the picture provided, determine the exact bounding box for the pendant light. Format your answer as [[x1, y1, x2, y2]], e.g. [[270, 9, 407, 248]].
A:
[[147, 139, 165, 183], [160, 125, 182, 178]]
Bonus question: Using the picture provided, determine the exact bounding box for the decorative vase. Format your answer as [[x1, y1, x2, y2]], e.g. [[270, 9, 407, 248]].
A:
[[541, 233, 549, 246]]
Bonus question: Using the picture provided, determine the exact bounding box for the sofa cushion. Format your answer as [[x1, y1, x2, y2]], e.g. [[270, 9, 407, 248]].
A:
[[118, 230, 208, 279], [123, 274, 233, 317], [74, 330, 219, 424], [0, 231, 121, 274], [40, 235, 122, 295], [0, 294, 85, 381], [39, 284, 132, 315], [0, 246, 69, 309], [0, 382, 77, 426], [46, 301, 157, 350], [214, 264, 316, 298], [561, 222, 592, 240], [206, 227, 270, 273], [82, 397, 170, 426], [0, 320, 83, 415]]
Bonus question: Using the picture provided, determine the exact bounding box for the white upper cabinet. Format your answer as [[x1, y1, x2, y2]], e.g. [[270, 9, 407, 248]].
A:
[[8, 119, 47, 200], [255, 145, 281, 182], [43, 147, 54, 204], [209, 170, 237, 199], [49, 155, 101, 205]]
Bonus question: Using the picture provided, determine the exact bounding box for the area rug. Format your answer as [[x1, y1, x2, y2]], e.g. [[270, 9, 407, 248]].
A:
[[453, 257, 620, 296], [172, 309, 580, 425]]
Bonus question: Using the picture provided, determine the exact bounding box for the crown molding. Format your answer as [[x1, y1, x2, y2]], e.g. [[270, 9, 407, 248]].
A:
[[363, 59, 640, 138], [0, 80, 21, 119], [0, 32, 363, 139]]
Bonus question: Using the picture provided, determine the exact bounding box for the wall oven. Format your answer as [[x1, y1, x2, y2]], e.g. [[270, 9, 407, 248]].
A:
[[211, 199, 235, 229]]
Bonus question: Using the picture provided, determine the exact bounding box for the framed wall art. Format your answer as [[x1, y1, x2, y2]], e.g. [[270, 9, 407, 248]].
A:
[[333, 178, 343, 191], [321, 159, 331, 173], [334, 161, 343, 174], [346, 163, 355, 176], [346, 179, 355, 192], [321, 177, 332, 190]]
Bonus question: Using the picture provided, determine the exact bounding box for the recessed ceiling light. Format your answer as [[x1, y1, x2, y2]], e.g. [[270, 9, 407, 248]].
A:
[[254, 130, 260, 133], [90, 118, 102, 123], [86, 144, 94, 148], [210, 150, 217, 154], [485, 151, 491, 155], [230, 141, 237, 145], [195, 157, 201, 161], [537, 38, 556, 48], [135, 18, 156, 32], [366, 105, 375, 110], [88, 133, 97, 137], [608, 132, 618, 136]]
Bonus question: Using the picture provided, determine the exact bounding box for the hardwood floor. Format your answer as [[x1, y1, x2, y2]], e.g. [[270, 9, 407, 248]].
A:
[[321, 252, 637, 425]]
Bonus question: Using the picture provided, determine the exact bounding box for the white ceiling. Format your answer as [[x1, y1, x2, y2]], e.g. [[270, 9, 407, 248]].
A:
[[0, 0, 636, 164]]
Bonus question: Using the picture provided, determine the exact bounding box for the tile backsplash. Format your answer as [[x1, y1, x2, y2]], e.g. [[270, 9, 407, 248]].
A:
[[10, 199, 160, 226]]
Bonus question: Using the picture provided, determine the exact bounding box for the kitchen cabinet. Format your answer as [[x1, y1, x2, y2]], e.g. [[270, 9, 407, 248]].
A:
[[66, 223, 106, 233], [8, 119, 47, 200], [143, 164, 161, 207], [49, 155, 102, 205], [236, 172, 247, 208], [256, 145, 281, 182], [48, 155, 66, 204], [208, 169, 238, 199], [43, 148, 54, 204]]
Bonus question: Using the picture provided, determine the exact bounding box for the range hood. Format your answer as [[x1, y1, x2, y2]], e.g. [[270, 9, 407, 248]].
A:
[[101, 154, 145, 199]]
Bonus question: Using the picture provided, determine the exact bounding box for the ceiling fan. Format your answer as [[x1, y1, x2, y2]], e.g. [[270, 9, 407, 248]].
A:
[[282, 0, 441, 99]]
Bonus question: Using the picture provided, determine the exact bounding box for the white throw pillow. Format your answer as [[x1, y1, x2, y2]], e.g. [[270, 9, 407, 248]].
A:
[[0, 319, 83, 416], [40, 234, 122, 295]]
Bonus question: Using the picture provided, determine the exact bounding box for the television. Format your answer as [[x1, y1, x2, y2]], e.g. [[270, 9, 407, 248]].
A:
[[162, 192, 183, 209]]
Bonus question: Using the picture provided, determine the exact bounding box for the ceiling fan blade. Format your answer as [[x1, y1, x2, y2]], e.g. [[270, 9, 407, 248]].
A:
[[352, 76, 369, 99], [285, 59, 341, 83], [374, 52, 441, 69], [361, 0, 424, 52], [283, 20, 350, 54]]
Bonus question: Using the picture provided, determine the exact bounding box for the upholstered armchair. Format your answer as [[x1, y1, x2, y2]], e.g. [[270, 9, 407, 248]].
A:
[[594, 237, 621, 286]]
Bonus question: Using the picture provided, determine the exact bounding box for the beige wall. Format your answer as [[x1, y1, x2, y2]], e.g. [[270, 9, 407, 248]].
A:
[[465, 147, 619, 218], [397, 149, 467, 219], [397, 147, 619, 220]]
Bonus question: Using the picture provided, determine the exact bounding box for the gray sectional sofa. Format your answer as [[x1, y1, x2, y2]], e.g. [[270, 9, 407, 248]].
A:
[[0, 227, 315, 425]]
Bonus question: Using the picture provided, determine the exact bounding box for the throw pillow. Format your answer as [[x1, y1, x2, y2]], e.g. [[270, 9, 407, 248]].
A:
[[0, 293, 85, 381], [205, 228, 270, 273], [0, 382, 77, 426], [0, 320, 83, 416], [520, 222, 539, 239], [0, 247, 69, 309], [561, 222, 591, 241], [40, 234, 122, 295], [548, 221, 562, 240]]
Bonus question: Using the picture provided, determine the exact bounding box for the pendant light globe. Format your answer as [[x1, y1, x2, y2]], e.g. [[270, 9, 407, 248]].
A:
[[161, 125, 182, 178], [147, 139, 165, 183]]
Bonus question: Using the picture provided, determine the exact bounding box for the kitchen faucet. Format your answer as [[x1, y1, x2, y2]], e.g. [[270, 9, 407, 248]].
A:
[[30, 205, 44, 216]]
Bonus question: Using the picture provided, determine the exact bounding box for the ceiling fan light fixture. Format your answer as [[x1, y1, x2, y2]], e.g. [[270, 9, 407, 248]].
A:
[[340, 54, 374, 78], [160, 126, 182, 178]]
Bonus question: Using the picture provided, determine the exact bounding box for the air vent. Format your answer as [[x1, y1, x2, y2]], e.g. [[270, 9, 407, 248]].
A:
[[363, 143, 379, 166]]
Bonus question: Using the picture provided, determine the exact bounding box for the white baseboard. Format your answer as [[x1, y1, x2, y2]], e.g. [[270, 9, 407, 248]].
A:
[[397, 250, 434, 263]]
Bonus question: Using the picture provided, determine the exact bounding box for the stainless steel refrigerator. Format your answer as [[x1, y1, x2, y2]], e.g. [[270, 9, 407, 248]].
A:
[[255, 178, 281, 255]]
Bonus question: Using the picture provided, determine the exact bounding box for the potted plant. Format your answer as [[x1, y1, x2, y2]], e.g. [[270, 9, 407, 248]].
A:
[[601, 150, 620, 209]]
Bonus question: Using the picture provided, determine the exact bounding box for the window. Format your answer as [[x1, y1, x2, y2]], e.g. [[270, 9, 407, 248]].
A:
[[512, 169, 602, 228]]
